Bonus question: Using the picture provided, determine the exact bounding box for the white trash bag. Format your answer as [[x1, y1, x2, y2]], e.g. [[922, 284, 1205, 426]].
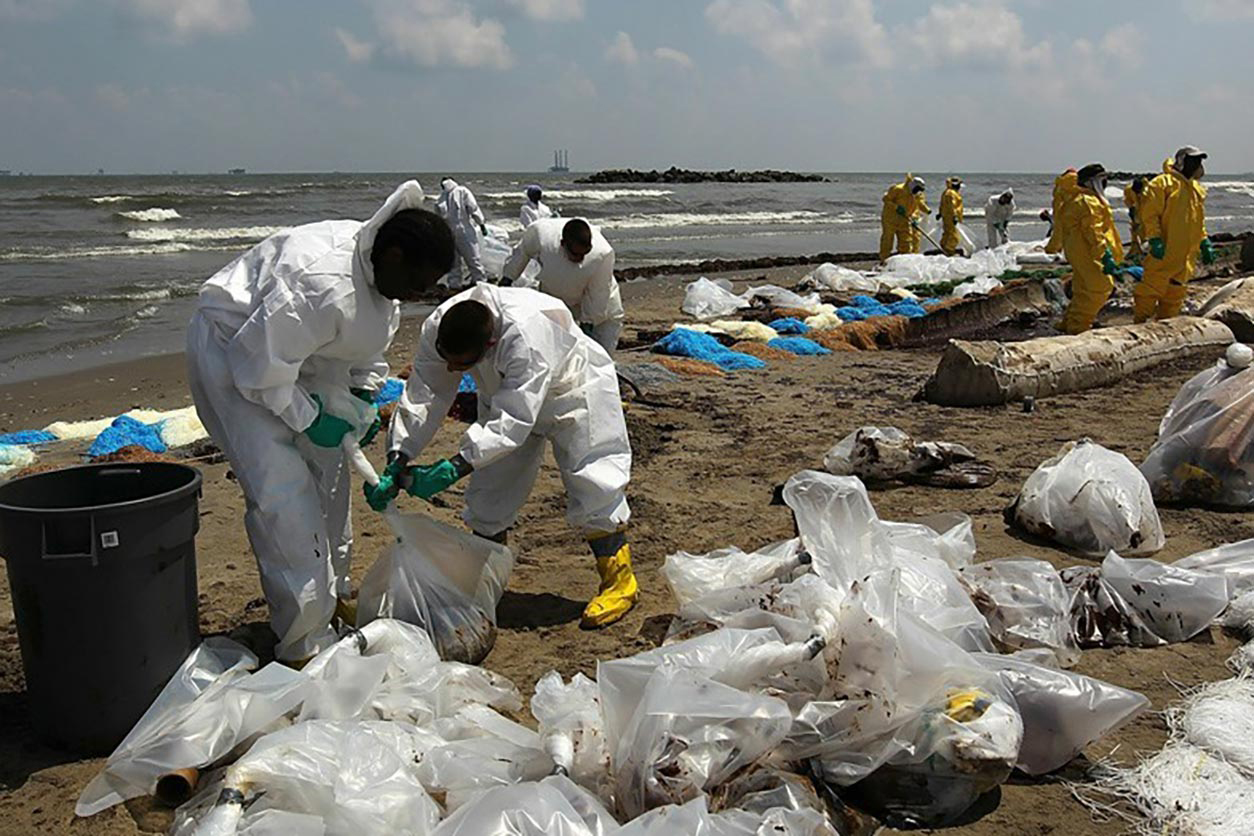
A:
[[806, 263, 880, 294], [1099, 552, 1229, 644], [959, 558, 1080, 667], [662, 538, 809, 607], [357, 513, 514, 664], [531, 671, 613, 804], [1008, 439, 1165, 555], [976, 653, 1148, 775], [1173, 538, 1254, 599], [682, 277, 750, 320], [432, 775, 618, 836]]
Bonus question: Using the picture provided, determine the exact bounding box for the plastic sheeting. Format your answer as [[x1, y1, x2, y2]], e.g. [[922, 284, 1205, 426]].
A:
[[1141, 362, 1254, 507], [682, 278, 750, 320], [432, 775, 618, 836], [357, 513, 515, 664], [806, 263, 879, 293], [1008, 439, 1165, 555], [1173, 538, 1254, 599]]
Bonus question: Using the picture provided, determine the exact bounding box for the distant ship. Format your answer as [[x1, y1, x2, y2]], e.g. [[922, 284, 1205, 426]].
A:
[[228, 168, 246, 175], [0, 170, 10, 176], [548, 150, 570, 173]]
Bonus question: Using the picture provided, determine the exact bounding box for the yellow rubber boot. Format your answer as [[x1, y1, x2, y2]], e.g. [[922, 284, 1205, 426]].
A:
[[582, 533, 638, 629]]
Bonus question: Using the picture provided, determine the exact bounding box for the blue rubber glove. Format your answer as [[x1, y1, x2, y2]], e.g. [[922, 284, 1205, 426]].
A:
[[1200, 238, 1217, 265], [304, 394, 354, 448], [406, 458, 469, 500], [1101, 249, 1118, 276], [351, 388, 382, 447], [1149, 237, 1166, 259], [895, 205, 907, 217]]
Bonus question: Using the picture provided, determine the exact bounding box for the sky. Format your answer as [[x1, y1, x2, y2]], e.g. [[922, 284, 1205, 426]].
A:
[[2, 0, 1253, 174]]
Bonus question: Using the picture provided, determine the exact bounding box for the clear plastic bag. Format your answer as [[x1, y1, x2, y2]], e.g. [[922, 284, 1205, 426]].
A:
[[682, 277, 750, 320], [1099, 552, 1229, 643], [1008, 439, 1165, 555], [821, 426, 981, 484], [975, 653, 1148, 775], [531, 672, 613, 804], [806, 263, 880, 293], [357, 513, 515, 664], [741, 285, 823, 313], [77, 639, 310, 817], [611, 666, 794, 820], [431, 775, 618, 836], [1141, 363, 1254, 507], [1173, 538, 1254, 598], [959, 558, 1080, 667], [662, 538, 808, 607]]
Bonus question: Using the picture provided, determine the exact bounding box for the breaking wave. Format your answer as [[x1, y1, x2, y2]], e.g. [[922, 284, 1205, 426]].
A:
[[116, 207, 182, 222], [125, 225, 284, 243]]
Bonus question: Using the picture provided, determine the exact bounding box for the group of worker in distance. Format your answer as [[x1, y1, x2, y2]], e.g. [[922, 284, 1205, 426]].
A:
[[188, 180, 631, 666], [880, 145, 1215, 335], [190, 147, 1215, 667]]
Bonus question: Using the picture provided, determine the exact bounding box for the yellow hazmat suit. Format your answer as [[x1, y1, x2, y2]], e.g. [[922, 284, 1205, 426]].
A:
[[879, 176, 927, 261], [1123, 183, 1145, 257], [940, 184, 964, 255], [1059, 191, 1124, 335], [1045, 170, 1079, 254], [1133, 160, 1208, 322]]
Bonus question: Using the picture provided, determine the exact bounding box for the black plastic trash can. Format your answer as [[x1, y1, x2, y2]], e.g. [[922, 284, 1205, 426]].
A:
[[0, 463, 202, 754]]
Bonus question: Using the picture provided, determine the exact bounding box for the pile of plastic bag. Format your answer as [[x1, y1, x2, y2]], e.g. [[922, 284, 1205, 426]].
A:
[[680, 278, 828, 321], [1141, 343, 1254, 507]]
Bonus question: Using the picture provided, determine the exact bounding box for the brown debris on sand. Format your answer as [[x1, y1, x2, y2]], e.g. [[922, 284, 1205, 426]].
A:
[[731, 341, 795, 362], [656, 356, 727, 377]]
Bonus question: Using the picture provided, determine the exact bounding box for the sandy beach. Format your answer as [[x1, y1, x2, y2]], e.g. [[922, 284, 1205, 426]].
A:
[[0, 259, 1250, 835]]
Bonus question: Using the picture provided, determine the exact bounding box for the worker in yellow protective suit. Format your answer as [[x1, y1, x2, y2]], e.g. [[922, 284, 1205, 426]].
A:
[[1045, 168, 1079, 254], [879, 175, 928, 261], [938, 177, 964, 255], [1059, 163, 1125, 335], [1133, 147, 1214, 323], [1123, 176, 1147, 257]]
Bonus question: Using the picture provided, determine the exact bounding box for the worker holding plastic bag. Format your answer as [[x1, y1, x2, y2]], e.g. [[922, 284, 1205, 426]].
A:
[[878, 175, 928, 262], [501, 217, 624, 352], [1058, 163, 1125, 335], [436, 177, 489, 290], [1133, 146, 1212, 323], [187, 181, 454, 664], [1141, 343, 1254, 507], [376, 284, 638, 629], [938, 177, 964, 255]]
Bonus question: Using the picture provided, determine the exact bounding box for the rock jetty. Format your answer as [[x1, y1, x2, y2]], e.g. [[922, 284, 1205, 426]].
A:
[[575, 166, 829, 184]]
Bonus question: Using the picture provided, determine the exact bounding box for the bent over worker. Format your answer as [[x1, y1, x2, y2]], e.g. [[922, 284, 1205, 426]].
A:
[[879, 175, 928, 261], [985, 188, 1016, 248], [938, 177, 964, 255], [370, 283, 638, 628], [1059, 163, 1124, 334], [501, 217, 624, 353], [1133, 146, 1213, 323], [187, 181, 455, 664]]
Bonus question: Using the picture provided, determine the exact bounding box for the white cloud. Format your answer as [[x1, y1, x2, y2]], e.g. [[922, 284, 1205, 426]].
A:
[[1189, 0, 1254, 19], [1099, 22, 1144, 70], [605, 31, 639, 65], [704, 0, 889, 69], [120, 0, 253, 39], [363, 0, 512, 70], [334, 27, 375, 63], [506, 0, 583, 22], [904, 2, 1050, 70], [653, 46, 694, 70]]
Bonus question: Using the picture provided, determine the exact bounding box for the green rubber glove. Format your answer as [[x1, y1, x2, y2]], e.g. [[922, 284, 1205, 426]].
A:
[[1149, 237, 1166, 259], [304, 394, 355, 448], [405, 458, 468, 500], [1200, 238, 1217, 265], [1101, 249, 1118, 276], [363, 457, 405, 511], [895, 205, 907, 217], [351, 388, 382, 447]]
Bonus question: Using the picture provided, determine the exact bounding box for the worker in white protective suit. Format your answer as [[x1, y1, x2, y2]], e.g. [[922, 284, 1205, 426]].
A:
[[519, 185, 557, 229], [985, 188, 1016, 248], [368, 283, 637, 628], [436, 177, 488, 289], [187, 181, 455, 665], [500, 217, 624, 352]]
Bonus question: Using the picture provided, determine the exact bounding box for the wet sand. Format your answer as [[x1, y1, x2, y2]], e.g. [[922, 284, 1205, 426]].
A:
[[0, 261, 1249, 835]]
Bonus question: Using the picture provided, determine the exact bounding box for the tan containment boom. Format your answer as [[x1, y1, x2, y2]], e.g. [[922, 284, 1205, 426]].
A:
[[921, 317, 1234, 407]]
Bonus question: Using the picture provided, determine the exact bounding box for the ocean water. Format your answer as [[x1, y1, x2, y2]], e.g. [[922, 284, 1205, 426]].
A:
[[1, 171, 1251, 383]]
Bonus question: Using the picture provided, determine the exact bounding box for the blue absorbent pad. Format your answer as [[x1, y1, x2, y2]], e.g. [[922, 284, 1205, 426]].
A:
[[458, 373, 477, 393], [850, 295, 882, 310], [767, 318, 810, 335], [375, 378, 404, 405], [87, 415, 168, 457], [0, 430, 56, 446], [652, 328, 766, 371], [886, 300, 929, 318], [769, 337, 831, 356]]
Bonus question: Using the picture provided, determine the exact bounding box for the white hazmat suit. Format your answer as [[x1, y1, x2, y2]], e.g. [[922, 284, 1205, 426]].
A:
[[387, 283, 631, 540], [986, 189, 1016, 248], [501, 217, 624, 353], [436, 178, 486, 289], [520, 198, 555, 229], [187, 180, 422, 662]]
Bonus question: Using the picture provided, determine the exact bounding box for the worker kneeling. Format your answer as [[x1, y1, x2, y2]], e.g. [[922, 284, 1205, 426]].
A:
[[370, 284, 638, 629]]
